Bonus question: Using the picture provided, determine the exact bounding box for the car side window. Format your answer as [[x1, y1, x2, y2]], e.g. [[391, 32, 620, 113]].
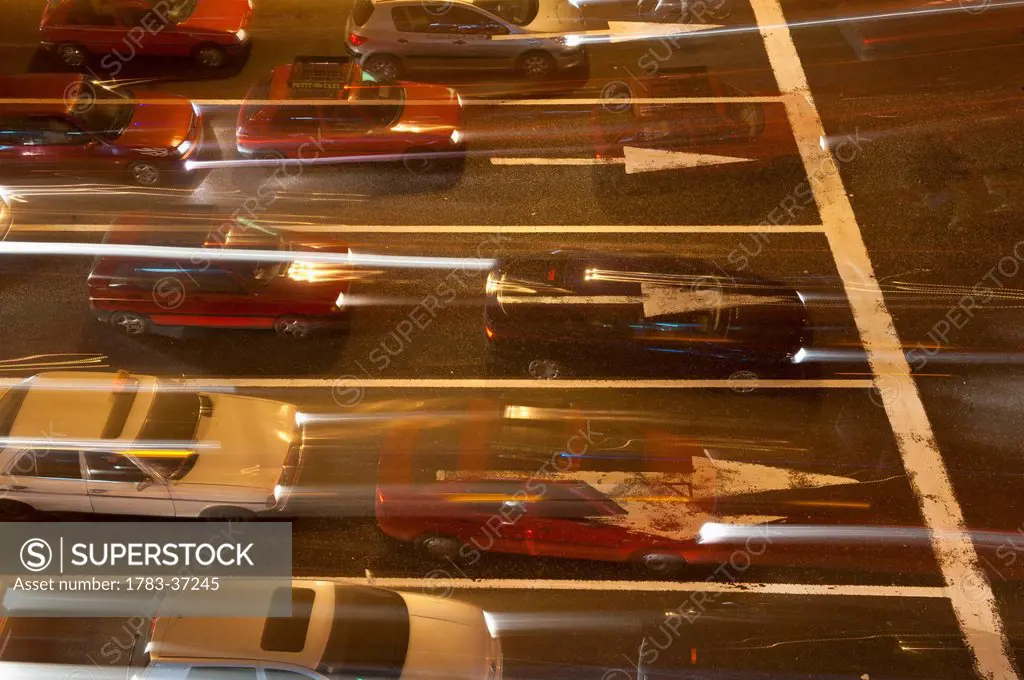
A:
[[66, 0, 117, 26], [115, 6, 151, 27], [85, 451, 149, 484], [391, 5, 433, 32], [32, 117, 87, 146], [436, 6, 509, 34], [190, 269, 246, 294], [35, 450, 85, 479], [184, 668, 257, 680]]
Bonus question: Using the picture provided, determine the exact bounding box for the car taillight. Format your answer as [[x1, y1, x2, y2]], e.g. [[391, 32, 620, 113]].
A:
[[348, 32, 367, 46]]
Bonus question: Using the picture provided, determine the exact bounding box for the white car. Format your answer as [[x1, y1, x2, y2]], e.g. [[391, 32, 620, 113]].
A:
[[0, 370, 303, 519], [142, 580, 503, 680]]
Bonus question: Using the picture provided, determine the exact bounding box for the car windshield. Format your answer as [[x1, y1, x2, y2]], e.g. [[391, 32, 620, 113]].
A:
[[70, 84, 135, 138], [0, 384, 30, 438], [164, 0, 198, 22], [316, 586, 410, 680]]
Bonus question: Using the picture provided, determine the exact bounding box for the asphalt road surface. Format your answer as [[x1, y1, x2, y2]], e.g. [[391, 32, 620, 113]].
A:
[[1, 0, 1024, 677]]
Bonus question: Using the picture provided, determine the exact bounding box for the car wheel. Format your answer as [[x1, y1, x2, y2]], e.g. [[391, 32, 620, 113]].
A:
[[637, 552, 686, 576], [416, 534, 464, 561], [193, 44, 227, 69], [200, 507, 256, 521], [56, 43, 88, 68], [402, 148, 440, 174], [0, 500, 36, 521], [110, 311, 150, 336], [274, 316, 313, 339], [128, 162, 162, 187], [363, 53, 402, 81], [517, 51, 556, 79], [527, 357, 566, 379]]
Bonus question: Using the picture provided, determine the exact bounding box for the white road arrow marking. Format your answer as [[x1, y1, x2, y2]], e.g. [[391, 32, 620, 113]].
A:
[[497, 282, 785, 318], [490, 147, 756, 174], [490, 21, 723, 44]]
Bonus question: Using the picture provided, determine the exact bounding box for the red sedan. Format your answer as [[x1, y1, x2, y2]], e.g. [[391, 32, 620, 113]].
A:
[[88, 224, 353, 339], [236, 55, 465, 172], [40, 0, 252, 70], [0, 74, 202, 186]]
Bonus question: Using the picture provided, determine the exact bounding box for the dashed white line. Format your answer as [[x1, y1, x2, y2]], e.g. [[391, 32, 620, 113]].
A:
[[753, 0, 1017, 677]]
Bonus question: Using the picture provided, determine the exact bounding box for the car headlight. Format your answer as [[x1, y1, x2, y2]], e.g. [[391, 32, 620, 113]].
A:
[[247, 0, 253, 8], [450, 129, 462, 145], [791, 347, 808, 364], [483, 611, 499, 638], [175, 139, 193, 157], [235, 28, 248, 42], [334, 291, 346, 309], [485, 272, 498, 295], [273, 484, 284, 502]]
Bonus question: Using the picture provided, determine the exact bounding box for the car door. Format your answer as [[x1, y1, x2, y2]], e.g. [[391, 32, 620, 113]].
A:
[[84, 450, 175, 516], [114, 4, 183, 57], [437, 6, 513, 68], [61, 0, 123, 54], [268, 105, 325, 157], [388, 5, 443, 69], [528, 484, 634, 561], [186, 267, 265, 328], [319, 100, 386, 161], [0, 449, 92, 514]]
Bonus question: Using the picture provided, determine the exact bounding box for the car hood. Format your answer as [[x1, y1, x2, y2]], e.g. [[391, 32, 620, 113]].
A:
[[179, 0, 251, 33], [400, 593, 493, 680], [183, 393, 297, 488], [116, 92, 195, 151]]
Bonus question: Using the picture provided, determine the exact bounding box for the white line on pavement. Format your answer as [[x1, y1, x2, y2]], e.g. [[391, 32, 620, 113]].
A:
[[9, 224, 827, 234], [324, 577, 948, 598], [753, 0, 1017, 677], [0, 377, 872, 390]]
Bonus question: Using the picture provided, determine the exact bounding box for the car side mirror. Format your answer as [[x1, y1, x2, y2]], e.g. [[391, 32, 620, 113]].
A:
[[136, 478, 153, 492]]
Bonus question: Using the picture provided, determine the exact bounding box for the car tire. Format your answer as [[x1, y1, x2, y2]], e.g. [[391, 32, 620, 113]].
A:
[[526, 357, 567, 380], [415, 534, 464, 561], [193, 43, 227, 69], [200, 506, 256, 521], [56, 43, 89, 68], [127, 161, 163, 187], [0, 500, 36, 521], [636, 551, 686, 577], [516, 51, 556, 79], [362, 53, 402, 81], [110, 311, 150, 336], [274, 316, 313, 339], [402, 148, 441, 174]]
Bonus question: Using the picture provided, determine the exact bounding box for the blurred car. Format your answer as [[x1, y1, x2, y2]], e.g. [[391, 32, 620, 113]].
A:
[[146, 580, 503, 680], [590, 66, 790, 170], [0, 191, 11, 241], [39, 0, 252, 69], [484, 250, 812, 378], [0, 74, 202, 187], [0, 370, 303, 520], [88, 224, 353, 338], [344, 0, 586, 81], [236, 55, 465, 172], [830, 0, 1024, 60]]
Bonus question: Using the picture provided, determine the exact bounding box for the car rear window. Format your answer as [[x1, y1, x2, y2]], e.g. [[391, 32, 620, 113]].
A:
[[351, 0, 375, 26], [317, 586, 409, 680], [261, 587, 317, 653]]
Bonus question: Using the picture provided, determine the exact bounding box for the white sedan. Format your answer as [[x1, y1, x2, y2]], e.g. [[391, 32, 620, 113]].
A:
[[141, 579, 503, 680], [0, 370, 303, 519]]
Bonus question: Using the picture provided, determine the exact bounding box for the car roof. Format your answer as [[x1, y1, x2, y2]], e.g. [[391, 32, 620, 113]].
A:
[[150, 581, 335, 669], [0, 74, 83, 117]]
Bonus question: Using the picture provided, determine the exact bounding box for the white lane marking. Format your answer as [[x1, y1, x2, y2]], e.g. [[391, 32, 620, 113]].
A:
[[317, 577, 947, 598], [0, 378, 872, 390], [752, 0, 1016, 677], [491, 148, 757, 174], [7, 224, 827, 234]]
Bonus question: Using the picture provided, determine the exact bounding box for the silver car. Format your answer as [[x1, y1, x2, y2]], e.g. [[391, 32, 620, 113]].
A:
[[345, 0, 587, 80]]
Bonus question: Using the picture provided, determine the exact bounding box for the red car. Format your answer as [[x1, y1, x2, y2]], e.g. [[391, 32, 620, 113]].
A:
[[236, 55, 465, 172], [40, 0, 252, 70], [88, 224, 353, 339], [0, 74, 202, 186]]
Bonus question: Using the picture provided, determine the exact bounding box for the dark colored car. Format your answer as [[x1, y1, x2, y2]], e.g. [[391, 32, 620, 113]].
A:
[[0, 74, 202, 186], [40, 0, 252, 70], [236, 55, 465, 172], [483, 250, 812, 378], [88, 224, 352, 338]]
